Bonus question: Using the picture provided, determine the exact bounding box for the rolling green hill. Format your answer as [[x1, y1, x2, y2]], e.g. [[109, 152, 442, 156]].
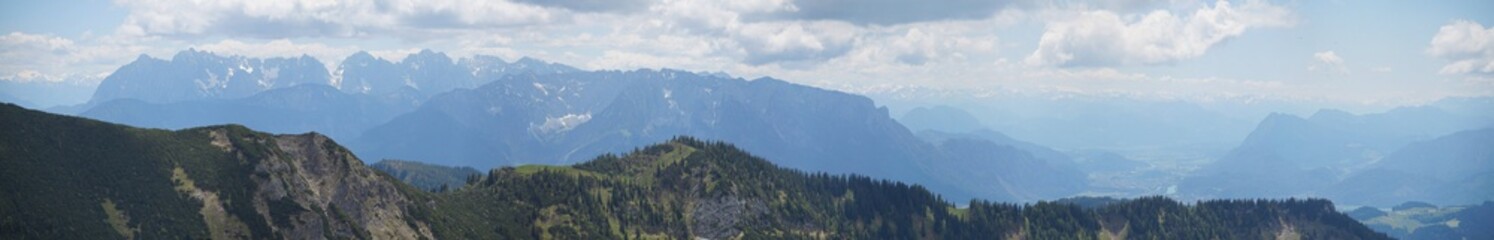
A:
[[0, 103, 1389, 239]]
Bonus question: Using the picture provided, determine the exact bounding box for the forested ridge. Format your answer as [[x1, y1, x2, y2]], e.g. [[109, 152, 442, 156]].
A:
[[419, 137, 1388, 239], [0, 103, 1389, 239]]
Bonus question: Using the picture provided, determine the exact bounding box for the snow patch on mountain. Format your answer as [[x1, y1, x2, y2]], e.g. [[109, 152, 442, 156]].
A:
[[534, 113, 591, 133]]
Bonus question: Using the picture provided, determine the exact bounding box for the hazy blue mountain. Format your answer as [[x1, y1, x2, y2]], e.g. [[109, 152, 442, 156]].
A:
[[353, 69, 959, 194], [353, 69, 1089, 201], [898, 105, 985, 133], [334, 51, 403, 95], [91, 49, 329, 104], [0, 80, 93, 109], [916, 129, 1076, 167], [1307, 106, 1491, 145], [927, 138, 1087, 201], [80, 84, 417, 141], [915, 128, 1153, 197], [1430, 96, 1494, 120], [990, 99, 1251, 151], [78, 50, 582, 144], [1182, 106, 1494, 201], [369, 159, 481, 192], [1327, 128, 1494, 206], [336, 50, 577, 98], [0, 92, 30, 108], [873, 92, 1257, 154], [1181, 113, 1380, 199], [912, 129, 1087, 200], [72, 48, 1070, 203], [337, 50, 472, 97], [89, 49, 577, 109]]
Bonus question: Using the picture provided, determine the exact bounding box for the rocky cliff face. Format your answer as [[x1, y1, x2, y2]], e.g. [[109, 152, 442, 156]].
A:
[[0, 103, 432, 239], [251, 131, 433, 239]]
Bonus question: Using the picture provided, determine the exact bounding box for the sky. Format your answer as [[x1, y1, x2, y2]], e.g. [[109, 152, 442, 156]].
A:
[[1, 0, 1492, 109]]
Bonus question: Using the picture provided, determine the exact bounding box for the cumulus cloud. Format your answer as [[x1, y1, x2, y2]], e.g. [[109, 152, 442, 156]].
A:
[[854, 25, 999, 66], [771, 0, 1008, 26], [1309, 51, 1348, 74], [1427, 20, 1494, 75], [1024, 0, 1293, 67], [114, 0, 560, 38], [98, 0, 1016, 68], [733, 21, 857, 65], [17, 0, 1429, 105], [192, 39, 378, 71], [103, 0, 1022, 68], [0, 32, 159, 84], [511, 0, 650, 13]]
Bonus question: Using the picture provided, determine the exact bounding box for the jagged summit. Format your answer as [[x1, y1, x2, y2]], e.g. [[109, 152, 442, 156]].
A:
[[91, 49, 331, 104]]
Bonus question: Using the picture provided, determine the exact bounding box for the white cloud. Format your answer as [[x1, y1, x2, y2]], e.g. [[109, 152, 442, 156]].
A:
[[1427, 20, 1494, 75], [0, 33, 76, 80], [1309, 51, 1348, 74], [772, 0, 1007, 26], [874, 25, 998, 66], [102, 0, 991, 70], [640, 0, 857, 65], [7, 0, 1478, 107], [1314, 51, 1343, 65], [195, 39, 357, 62], [0, 32, 162, 84], [733, 21, 858, 65], [1025, 0, 1293, 67], [114, 0, 560, 38]]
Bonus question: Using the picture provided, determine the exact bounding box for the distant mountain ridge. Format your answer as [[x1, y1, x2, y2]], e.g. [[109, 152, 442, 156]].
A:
[[79, 50, 579, 141], [92, 49, 329, 104], [370, 159, 481, 192], [335, 50, 578, 98], [1327, 128, 1494, 206], [899, 105, 986, 133], [82, 84, 415, 141], [80, 49, 1089, 202], [90, 49, 579, 106], [351, 69, 980, 197], [1182, 104, 1494, 205]]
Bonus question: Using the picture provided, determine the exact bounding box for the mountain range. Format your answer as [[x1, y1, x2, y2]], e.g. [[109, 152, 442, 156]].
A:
[[30, 48, 1494, 207], [0, 103, 1390, 239], [1180, 104, 1494, 205], [876, 92, 1260, 155], [71, 50, 1097, 202], [1327, 128, 1494, 206], [91, 49, 330, 105], [76, 50, 577, 142]]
